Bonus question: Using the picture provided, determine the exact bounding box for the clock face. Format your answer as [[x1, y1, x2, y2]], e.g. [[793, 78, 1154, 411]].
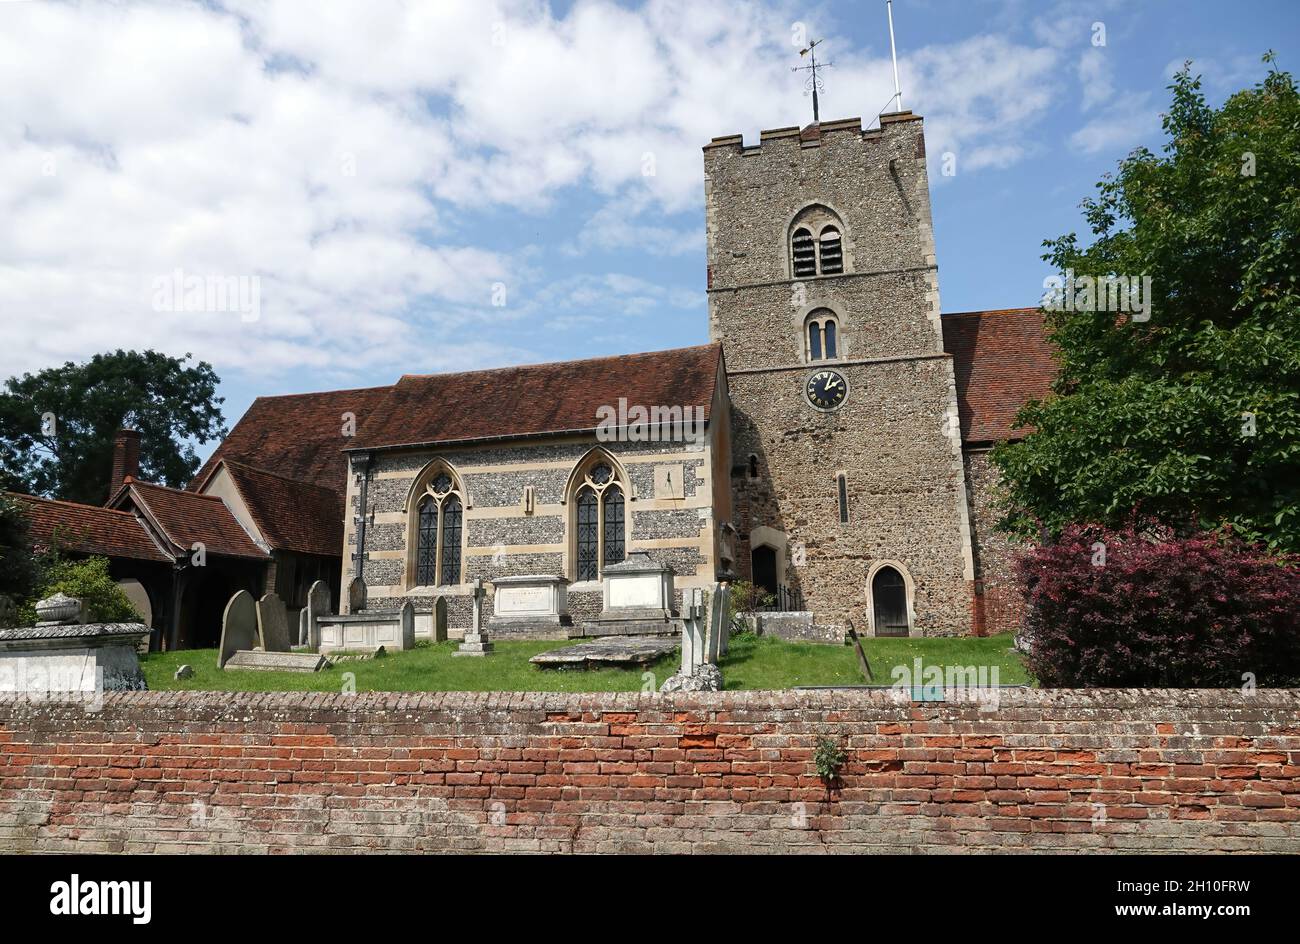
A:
[[806, 369, 848, 411]]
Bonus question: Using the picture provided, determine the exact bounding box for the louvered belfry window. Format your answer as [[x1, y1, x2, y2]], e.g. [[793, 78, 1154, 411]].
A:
[[819, 227, 843, 274], [792, 227, 816, 277]]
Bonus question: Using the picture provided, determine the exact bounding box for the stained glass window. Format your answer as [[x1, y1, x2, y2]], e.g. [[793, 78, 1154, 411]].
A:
[[416, 497, 438, 586], [602, 485, 625, 566], [576, 486, 599, 581], [440, 494, 462, 586]]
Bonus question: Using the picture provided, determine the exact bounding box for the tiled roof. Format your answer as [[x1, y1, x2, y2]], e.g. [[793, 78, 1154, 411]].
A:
[[221, 459, 343, 558], [112, 480, 268, 560], [351, 344, 723, 451], [942, 308, 1059, 443], [191, 384, 392, 495], [10, 493, 170, 563]]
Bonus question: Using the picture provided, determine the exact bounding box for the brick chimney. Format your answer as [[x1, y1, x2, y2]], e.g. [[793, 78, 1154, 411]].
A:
[[109, 429, 141, 497]]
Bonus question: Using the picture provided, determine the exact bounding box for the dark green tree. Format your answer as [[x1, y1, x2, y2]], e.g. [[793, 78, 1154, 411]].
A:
[[0, 350, 226, 504], [995, 56, 1300, 552], [0, 494, 39, 601]]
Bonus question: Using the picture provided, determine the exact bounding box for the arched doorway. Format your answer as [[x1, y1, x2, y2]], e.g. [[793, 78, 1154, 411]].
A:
[[871, 565, 910, 637], [751, 545, 778, 598]]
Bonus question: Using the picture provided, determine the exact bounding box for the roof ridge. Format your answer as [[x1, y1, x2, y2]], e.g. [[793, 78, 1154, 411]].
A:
[[130, 479, 226, 501], [249, 383, 394, 404], [218, 457, 338, 494], [8, 492, 141, 516], [943, 307, 1042, 319], [397, 342, 720, 383]]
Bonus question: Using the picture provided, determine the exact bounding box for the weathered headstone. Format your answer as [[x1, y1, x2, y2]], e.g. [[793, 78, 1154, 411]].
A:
[[301, 580, 331, 649], [432, 596, 448, 642], [705, 581, 730, 664], [347, 577, 366, 613], [455, 578, 494, 657], [659, 586, 721, 692], [223, 650, 328, 673], [399, 600, 415, 650], [218, 590, 257, 669], [257, 592, 291, 652]]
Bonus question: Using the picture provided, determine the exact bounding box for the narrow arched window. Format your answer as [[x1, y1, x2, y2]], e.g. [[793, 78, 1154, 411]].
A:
[[602, 486, 625, 566], [416, 497, 439, 586], [819, 227, 843, 274], [805, 309, 840, 362], [791, 227, 816, 278], [571, 459, 627, 581], [439, 494, 462, 585], [410, 466, 464, 587]]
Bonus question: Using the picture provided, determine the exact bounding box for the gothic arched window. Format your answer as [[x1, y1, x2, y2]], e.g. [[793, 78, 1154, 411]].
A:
[[411, 466, 464, 587], [571, 458, 627, 581], [805, 309, 841, 362]]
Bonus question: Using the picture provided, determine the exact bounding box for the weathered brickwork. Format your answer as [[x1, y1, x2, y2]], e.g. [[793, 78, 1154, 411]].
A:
[[2, 690, 1296, 854], [707, 114, 974, 635], [964, 450, 1030, 634]]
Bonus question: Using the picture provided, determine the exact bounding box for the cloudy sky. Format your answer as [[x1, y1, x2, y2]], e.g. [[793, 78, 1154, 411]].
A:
[[1, 0, 1295, 457]]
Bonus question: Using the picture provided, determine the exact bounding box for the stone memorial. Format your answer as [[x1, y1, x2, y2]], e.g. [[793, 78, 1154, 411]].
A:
[[399, 600, 415, 650], [454, 579, 494, 657], [218, 590, 258, 669], [579, 551, 676, 636], [300, 580, 331, 649], [0, 593, 150, 695], [347, 576, 366, 613], [432, 596, 448, 642], [488, 574, 570, 638], [257, 592, 291, 652], [660, 583, 725, 692]]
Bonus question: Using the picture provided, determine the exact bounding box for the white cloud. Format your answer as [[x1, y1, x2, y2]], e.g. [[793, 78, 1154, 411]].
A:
[[0, 0, 1074, 386], [1069, 91, 1161, 155]]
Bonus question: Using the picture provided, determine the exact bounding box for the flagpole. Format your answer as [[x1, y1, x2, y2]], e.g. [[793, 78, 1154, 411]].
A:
[[887, 0, 903, 111]]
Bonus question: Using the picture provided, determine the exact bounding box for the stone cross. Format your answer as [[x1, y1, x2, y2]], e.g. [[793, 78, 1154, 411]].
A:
[[455, 578, 494, 657], [680, 587, 705, 674]]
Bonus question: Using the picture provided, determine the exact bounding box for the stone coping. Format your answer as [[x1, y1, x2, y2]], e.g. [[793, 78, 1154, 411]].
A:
[[491, 574, 568, 586], [1, 688, 1295, 719], [0, 622, 149, 643], [602, 552, 674, 576], [316, 613, 400, 624]]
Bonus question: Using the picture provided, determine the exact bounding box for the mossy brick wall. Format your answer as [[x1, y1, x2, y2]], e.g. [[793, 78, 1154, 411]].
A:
[[1, 690, 1297, 854]]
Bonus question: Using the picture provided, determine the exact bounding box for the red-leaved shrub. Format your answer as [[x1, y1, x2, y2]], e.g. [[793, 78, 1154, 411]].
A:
[[1016, 524, 1300, 687]]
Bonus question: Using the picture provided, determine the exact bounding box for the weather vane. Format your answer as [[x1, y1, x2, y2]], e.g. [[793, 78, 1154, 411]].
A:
[[792, 37, 834, 124]]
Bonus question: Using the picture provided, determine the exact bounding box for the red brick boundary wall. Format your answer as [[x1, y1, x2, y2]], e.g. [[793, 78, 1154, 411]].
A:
[[1, 690, 1298, 853]]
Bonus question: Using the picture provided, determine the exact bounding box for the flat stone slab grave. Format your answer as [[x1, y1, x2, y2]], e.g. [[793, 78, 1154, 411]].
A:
[[530, 635, 678, 671], [223, 651, 329, 673]]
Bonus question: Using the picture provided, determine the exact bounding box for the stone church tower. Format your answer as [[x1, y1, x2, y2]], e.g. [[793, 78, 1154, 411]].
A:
[[705, 112, 976, 636]]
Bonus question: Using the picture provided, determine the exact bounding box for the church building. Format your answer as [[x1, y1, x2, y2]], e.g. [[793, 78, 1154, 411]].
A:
[[14, 109, 1056, 648]]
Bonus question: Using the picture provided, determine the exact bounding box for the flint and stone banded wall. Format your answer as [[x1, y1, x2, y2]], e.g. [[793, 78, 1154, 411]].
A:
[[342, 435, 720, 628], [2, 690, 1296, 854]]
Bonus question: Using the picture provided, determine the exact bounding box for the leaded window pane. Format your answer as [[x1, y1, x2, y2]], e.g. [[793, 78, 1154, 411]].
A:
[[824, 319, 837, 358], [440, 495, 462, 585], [416, 497, 438, 586], [576, 486, 599, 581], [602, 485, 625, 566]]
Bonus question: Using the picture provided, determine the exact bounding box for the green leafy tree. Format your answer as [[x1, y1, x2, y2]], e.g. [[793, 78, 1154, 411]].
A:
[[995, 56, 1300, 551], [0, 494, 40, 601], [0, 350, 226, 504]]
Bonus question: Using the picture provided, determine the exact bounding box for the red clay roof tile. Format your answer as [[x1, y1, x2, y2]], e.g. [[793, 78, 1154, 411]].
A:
[[352, 344, 722, 451], [942, 308, 1058, 443], [220, 459, 343, 558], [115, 481, 268, 560], [11, 493, 170, 562]]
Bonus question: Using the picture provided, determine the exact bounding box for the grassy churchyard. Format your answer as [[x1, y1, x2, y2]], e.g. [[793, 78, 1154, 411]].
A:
[[142, 632, 1030, 693]]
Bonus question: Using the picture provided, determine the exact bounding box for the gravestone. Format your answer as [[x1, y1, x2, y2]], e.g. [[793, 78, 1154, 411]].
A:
[[301, 580, 331, 649], [432, 596, 448, 642], [399, 600, 415, 650], [660, 583, 724, 693], [347, 577, 366, 613], [705, 581, 730, 664], [257, 592, 291, 652], [224, 650, 328, 673], [454, 578, 494, 657], [218, 590, 257, 669]]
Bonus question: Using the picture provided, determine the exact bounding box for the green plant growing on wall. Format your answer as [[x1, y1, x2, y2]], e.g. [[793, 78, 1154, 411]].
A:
[[813, 735, 846, 783]]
